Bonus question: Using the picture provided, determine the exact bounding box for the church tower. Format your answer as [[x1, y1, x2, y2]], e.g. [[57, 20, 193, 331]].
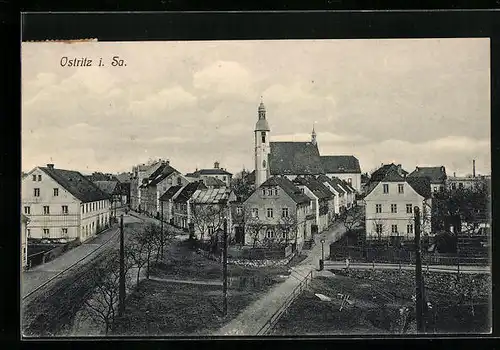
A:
[[255, 99, 271, 187], [311, 124, 317, 146]]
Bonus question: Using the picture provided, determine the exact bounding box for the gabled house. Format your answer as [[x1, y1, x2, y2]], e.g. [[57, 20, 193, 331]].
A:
[[189, 187, 236, 241], [243, 176, 311, 251], [186, 161, 233, 187], [320, 155, 362, 193], [408, 166, 447, 195], [327, 176, 352, 212], [131, 161, 163, 211], [293, 176, 335, 233], [22, 164, 111, 243], [317, 174, 344, 217], [172, 181, 207, 230], [159, 185, 184, 224], [364, 163, 432, 241]]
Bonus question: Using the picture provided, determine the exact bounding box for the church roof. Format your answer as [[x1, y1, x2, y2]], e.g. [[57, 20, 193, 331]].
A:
[[320, 156, 361, 174], [269, 142, 324, 176]]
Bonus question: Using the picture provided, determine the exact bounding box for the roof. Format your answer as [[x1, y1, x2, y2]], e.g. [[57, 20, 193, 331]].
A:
[[341, 180, 356, 193], [40, 167, 110, 203], [86, 172, 120, 182], [174, 181, 207, 203], [293, 176, 334, 200], [317, 175, 347, 195], [21, 213, 29, 223], [406, 177, 432, 199], [259, 176, 311, 205], [194, 168, 232, 176], [370, 163, 407, 183], [115, 172, 133, 183], [191, 188, 234, 204], [148, 164, 179, 186], [93, 181, 120, 195], [203, 176, 227, 187], [159, 185, 183, 201], [408, 166, 447, 184], [269, 142, 324, 176], [320, 156, 361, 174]]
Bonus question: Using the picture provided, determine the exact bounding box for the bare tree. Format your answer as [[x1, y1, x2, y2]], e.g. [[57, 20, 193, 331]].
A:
[[82, 249, 132, 335], [276, 214, 298, 246], [127, 228, 149, 285], [371, 218, 387, 241], [341, 208, 364, 246], [242, 208, 267, 249], [190, 201, 228, 252]]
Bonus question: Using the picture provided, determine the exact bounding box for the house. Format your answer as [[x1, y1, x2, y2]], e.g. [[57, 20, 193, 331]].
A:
[[130, 161, 163, 211], [317, 174, 346, 217], [293, 176, 335, 234], [159, 185, 184, 223], [189, 187, 237, 241], [243, 176, 311, 250], [186, 161, 232, 187], [320, 155, 362, 193], [22, 164, 111, 243], [21, 214, 29, 270], [93, 180, 121, 216], [326, 176, 352, 212], [141, 161, 189, 217], [172, 181, 207, 230], [447, 173, 490, 192], [364, 163, 432, 241], [408, 166, 447, 195]]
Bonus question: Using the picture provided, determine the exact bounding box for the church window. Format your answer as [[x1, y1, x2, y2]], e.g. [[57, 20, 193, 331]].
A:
[[263, 160, 266, 168], [261, 132, 266, 143]]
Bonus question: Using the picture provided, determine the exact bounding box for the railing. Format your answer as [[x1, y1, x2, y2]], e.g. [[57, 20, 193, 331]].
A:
[[257, 270, 314, 335]]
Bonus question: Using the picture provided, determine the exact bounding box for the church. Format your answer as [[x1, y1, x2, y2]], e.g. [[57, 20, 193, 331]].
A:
[[253, 100, 362, 192]]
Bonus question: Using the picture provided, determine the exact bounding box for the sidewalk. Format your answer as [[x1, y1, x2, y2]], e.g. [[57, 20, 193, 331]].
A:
[[324, 261, 490, 274], [215, 218, 349, 335]]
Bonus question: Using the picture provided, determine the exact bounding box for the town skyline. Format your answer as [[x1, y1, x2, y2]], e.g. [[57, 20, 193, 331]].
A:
[[22, 39, 490, 176]]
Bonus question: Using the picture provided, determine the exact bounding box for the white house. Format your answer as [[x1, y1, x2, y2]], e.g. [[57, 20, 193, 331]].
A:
[[364, 163, 432, 241], [22, 164, 111, 243], [320, 155, 362, 193], [186, 161, 233, 187]]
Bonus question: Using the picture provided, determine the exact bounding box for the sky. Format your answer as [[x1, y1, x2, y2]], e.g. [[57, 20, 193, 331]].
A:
[[22, 39, 490, 177]]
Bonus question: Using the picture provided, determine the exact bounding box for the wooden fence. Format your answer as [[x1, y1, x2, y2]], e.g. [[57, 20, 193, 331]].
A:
[[257, 270, 314, 335]]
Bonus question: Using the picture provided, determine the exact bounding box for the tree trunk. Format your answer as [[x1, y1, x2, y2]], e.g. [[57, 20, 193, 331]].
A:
[[136, 266, 142, 285], [146, 251, 151, 279]]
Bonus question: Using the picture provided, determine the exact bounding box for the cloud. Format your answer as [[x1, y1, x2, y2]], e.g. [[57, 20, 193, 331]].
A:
[[193, 60, 255, 97], [129, 86, 197, 117]]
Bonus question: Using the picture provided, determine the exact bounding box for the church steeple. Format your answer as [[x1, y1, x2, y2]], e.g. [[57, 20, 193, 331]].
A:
[[311, 124, 317, 145], [255, 98, 271, 187]]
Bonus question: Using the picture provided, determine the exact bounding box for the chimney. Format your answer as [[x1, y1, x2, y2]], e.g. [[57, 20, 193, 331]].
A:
[[214, 161, 220, 169], [47, 163, 54, 169], [473, 159, 476, 178], [453, 172, 456, 177]]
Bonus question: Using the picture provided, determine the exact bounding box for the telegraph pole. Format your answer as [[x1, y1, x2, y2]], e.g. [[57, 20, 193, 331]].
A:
[[222, 218, 228, 317], [118, 214, 126, 318], [161, 201, 164, 258], [414, 206, 425, 333]]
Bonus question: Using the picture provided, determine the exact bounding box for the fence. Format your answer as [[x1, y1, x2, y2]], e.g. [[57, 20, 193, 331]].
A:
[[27, 238, 81, 268], [257, 270, 314, 335]]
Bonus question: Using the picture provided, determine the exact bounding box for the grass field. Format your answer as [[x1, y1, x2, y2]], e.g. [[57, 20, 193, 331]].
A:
[[272, 269, 491, 335]]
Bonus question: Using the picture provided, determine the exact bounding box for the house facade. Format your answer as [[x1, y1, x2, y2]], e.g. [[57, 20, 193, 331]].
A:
[[130, 161, 163, 211], [159, 185, 184, 223], [22, 164, 111, 243], [317, 175, 344, 217], [243, 176, 311, 250], [186, 162, 232, 187], [172, 181, 207, 230], [364, 164, 432, 241]]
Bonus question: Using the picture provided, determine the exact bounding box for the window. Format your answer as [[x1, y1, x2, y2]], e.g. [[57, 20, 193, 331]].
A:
[[263, 160, 266, 168], [267, 208, 274, 218], [61, 228, 68, 237], [433, 186, 438, 193], [398, 184, 404, 194], [376, 224, 383, 234], [34, 188, 40, 197], [391, 204, 397, 213], [261, 132, 266, 143], [282, 207, 289, 217], [252, 208, 259, 218], [375, 204, 382, 213], [38, 175, 42, 181], [262, 189, 266, 196], [62, 205, 68, 214], [236, 207, 243, 215], [266, 229, 275, 239], [391, 225, 398, 234], [458, 183, 464, 189], [53, 188, 59, 196], [451, 182, 456, 190], [348, 178, 352, 184], [177, 177, 182, 185], [268, 189, 274, 196], [407, 224, 414, 235], [86, 203, 89, 212], [43, 206, 50, 215], [32, 174, 36, 181], [274, 188, 278, 196], [24, 206, 30, 215], [383, 184, 389, 194], [43, 229, 50, 237], [208, 226, 215, 235], [406, 204, 413, 214], [223, 176, 226, 181], [27, 229, 31, 238], [300, 188, 305, 193]]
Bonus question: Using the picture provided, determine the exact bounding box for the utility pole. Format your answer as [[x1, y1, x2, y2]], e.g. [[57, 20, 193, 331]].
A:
[[118, 214, 126, 318], [161, 201, 164, 258], [414, 206, 425, 333], [222, 218, 228, 317]]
